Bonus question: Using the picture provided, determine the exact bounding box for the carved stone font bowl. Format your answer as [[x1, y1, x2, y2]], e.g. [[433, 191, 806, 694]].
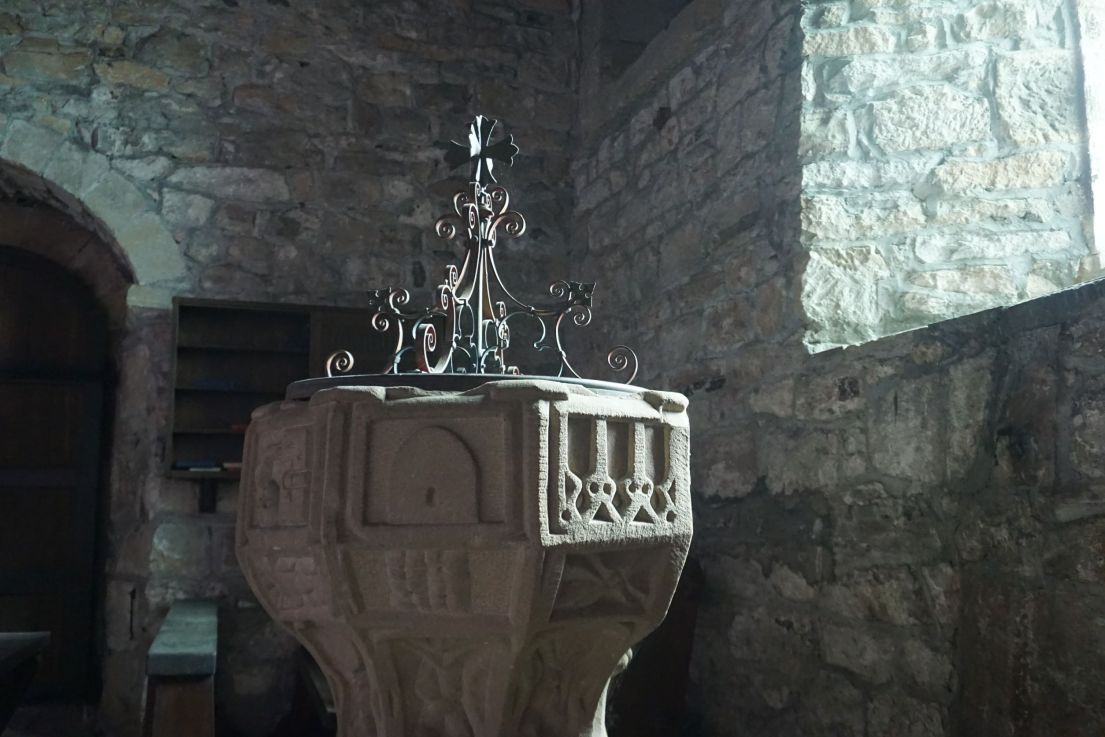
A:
[[236, 377, 692, 737]]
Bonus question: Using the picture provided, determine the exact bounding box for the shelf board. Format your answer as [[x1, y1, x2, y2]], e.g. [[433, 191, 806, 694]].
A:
[[174, 385, 288, 396], [172, 428, 248, 435], [168, 470, 241, 481], [176, 342, 309, 355]]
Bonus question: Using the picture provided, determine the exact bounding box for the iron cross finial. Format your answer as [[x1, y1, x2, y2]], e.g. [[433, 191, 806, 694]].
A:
[[445, 115, 520, 184]]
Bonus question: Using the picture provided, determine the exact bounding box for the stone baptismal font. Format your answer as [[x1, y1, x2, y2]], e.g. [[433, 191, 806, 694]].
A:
[[235, 117, 693, 736]]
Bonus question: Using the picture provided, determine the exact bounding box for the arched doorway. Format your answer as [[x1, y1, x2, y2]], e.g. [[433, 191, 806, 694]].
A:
[[0, 244, 109, 700]]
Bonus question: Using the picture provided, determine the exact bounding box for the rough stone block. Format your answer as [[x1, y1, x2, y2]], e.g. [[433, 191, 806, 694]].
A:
[[94, 60, 170, 91], [870, 373, 943, 482], [866, 690, 945, 737], [821, 623, 894, 683], [150, 519, 211, 578], [918, 229, 1076, 263], [932, 150, 1070, 193], [995, 49, 1080, 146], [804, 25, 899, 57], [167, 166, 291, 203], [802, 247, 889, 343], [802, 193, 925, 241], [3, 39, 92, 84], [871, 85, 991, 152], [162, 190, 215, 227], [800, 107, 853, 160], [830, 46, 989, 97], [929, 196, 1062, 227], [909, 266, 1018, 301], [804, 156, 935, 189], [0, 119, 63, 175]]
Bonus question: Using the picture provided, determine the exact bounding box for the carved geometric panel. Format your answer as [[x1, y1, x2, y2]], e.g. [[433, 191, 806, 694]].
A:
[[551, 548, 663, 621], [388, 638, 508, 737], [510, 622, 636, 735], [251, 424, 312, 529]]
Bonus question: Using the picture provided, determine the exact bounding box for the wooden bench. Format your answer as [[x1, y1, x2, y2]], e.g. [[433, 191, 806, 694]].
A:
[[143, 600, 218, 737], [0, 632, 50, 732]]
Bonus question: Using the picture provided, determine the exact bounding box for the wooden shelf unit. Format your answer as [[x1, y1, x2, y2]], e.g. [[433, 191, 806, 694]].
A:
[[168, 298, 311, 480], [168, 298, 395, 482]]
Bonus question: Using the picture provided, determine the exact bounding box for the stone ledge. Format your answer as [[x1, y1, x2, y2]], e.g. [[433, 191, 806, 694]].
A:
[[147, 600, 218, 677]]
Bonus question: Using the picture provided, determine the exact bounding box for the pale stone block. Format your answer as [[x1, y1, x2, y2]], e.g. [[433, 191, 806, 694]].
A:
[[1024, 259, 1073, 297], [167, 166, 291, 202], [113, 156, 175, 182], [3, 39, 92, 84], [913, 229, 1074, 262], [804, 25, 899, 57], [41, 138, 111, 196], [126, 285, 175, 309], [162, 190, 215, 227], [800, 108, 853, 159], [0, 119, 63, 175], [899, 290, 1004, 323], [802, 247, 889, 341], [804, 157, 935, 189], [906, 21, 944, 51], [957, 0, 1062, 42], [995, 49, 1081, 146], [931, 150, 1070, 192], [871, 85, 991, 152], [831, 46, 989, 97], [930, 196, 1060, 227], [802, 193, 926, 241], [113, 213, 190, 286], [94, 60, 170, 91], [910, 266, 1018, 301]]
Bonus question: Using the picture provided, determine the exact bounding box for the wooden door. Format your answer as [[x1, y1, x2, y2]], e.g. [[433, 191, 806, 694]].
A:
[[0, 246, 107, 700]]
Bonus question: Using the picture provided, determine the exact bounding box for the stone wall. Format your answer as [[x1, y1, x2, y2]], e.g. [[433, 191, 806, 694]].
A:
[[0, 1, 578, 734], [683, 280, 1105, 737], [574, 0, 1104, 734], [801, 0, 1097, 350]]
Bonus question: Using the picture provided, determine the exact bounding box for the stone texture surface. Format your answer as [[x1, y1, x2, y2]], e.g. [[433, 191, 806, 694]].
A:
[[0, 2, 579, 735], [800, 0, 1096, 349], [573, 0, 1105, 735], [3, 0, 1105, 735], [237, 380, 692, 736]]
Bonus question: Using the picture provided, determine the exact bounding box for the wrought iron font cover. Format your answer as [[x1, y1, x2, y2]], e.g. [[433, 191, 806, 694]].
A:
[[326, 115, 638, 384]]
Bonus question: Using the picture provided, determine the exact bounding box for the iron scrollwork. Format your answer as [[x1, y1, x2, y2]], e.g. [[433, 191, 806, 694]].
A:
[[327, 115, 638, 384]]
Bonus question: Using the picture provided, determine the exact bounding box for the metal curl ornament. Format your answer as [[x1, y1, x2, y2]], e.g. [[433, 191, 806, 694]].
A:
[[325, 350, 355, 377], [327, 115, 640, 384]]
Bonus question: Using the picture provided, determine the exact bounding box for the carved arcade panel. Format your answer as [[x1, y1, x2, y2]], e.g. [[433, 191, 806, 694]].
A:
[[347, 406, 513, 536], [340, 545, 523, 620], [548, 413, 686, 539]]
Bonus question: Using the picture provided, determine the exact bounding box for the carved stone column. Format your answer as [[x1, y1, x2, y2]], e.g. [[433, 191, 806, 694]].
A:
[[236, 378, 691, 737]]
